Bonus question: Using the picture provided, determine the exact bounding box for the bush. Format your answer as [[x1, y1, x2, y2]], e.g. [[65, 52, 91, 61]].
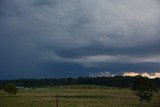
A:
[[4, 83, 17, 95]]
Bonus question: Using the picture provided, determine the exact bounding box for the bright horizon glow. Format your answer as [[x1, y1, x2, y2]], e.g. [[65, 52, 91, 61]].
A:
[[123, 72, 160, 79]]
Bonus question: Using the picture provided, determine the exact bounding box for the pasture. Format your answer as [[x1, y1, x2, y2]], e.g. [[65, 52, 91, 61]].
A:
[[0, 85, 160, 107]]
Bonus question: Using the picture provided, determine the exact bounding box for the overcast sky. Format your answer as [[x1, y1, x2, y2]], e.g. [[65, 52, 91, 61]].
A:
[[0, 0, 160, 79]]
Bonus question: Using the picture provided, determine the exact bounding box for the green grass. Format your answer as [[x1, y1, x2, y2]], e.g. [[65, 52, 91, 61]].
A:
[[0, 85, 159, 107]]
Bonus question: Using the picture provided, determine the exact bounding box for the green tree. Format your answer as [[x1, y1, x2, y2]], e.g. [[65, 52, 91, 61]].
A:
[[131, 75, 158, 105], [4, 83, 17, 95]]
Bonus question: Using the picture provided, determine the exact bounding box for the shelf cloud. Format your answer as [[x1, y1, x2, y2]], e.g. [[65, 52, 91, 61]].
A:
[[0, 0, 160, 79]]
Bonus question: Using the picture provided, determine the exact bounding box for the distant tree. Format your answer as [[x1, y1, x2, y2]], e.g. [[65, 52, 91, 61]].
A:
[[131, 75, 158, 105], [4, 83, 17, 95]]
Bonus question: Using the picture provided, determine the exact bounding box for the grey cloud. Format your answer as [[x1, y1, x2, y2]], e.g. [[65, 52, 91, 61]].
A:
[[1, 0, 160, 49], [0, 0, 160, 79], [32, 0, 59, 6]]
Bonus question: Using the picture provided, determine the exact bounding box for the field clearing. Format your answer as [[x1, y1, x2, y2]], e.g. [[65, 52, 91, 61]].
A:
[[0, 85, 160, 107]]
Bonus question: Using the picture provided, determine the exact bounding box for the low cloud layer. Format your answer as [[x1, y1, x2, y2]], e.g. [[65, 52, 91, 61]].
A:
[[89, 71, 115, 77], [0, 0, 160, 79]]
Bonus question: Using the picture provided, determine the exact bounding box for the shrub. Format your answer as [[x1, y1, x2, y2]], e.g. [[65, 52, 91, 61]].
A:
[[4, 83, 17, 95]]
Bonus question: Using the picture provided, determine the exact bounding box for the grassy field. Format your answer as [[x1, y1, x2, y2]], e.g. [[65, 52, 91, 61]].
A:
[[0, 85, 160, 107]]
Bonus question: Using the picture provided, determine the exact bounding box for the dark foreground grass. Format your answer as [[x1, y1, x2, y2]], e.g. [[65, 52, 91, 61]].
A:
[[0, 85, 160, 107]]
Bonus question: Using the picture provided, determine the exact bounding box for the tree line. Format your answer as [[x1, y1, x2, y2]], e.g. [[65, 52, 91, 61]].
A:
[[0, 76, 160, 89]]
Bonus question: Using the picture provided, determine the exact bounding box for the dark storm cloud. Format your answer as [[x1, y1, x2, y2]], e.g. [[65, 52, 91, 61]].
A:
[[0, 0, 160, 79]]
